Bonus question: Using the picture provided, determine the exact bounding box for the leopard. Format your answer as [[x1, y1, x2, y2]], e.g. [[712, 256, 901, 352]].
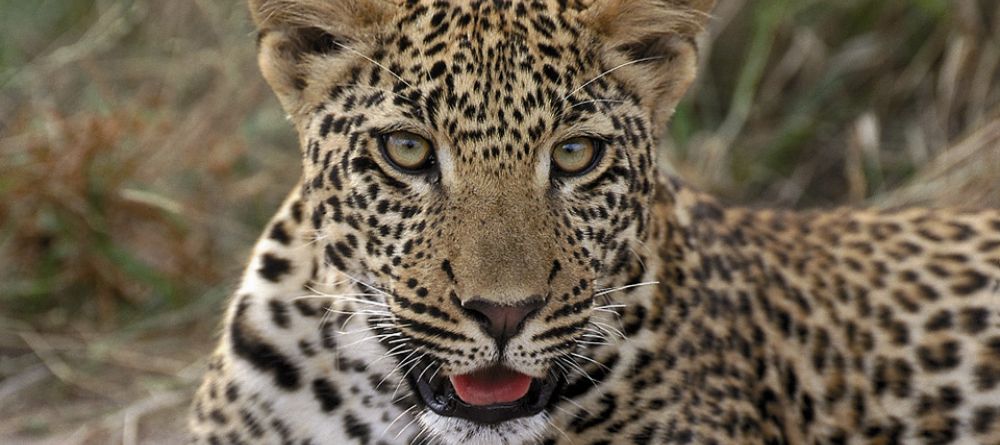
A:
[[188, 0, 1000, 444]]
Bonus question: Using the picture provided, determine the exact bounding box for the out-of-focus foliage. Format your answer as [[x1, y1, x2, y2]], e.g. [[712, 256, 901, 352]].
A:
[[671, 0, 1000, 207], [1, 1, 298, 328]]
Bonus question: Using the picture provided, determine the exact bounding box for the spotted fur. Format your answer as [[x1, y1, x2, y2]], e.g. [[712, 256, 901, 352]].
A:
[[190, 1, 1000, 444]]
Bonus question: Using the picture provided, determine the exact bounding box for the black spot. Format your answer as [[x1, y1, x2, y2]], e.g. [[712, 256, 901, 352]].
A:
[[542, 64, 560, 83], [294, 300, 318, 317], [312, 378, 343, 412], [569, 393, 616, 434], [258, 254, 292, 282], [974, 363, 1000, 390], [972, 406, 998, 434], [441, 259, 456, 282], [325, 244, 347, 271], [690, 201, 725, 222], [548, 260, 562, 282], [209, 409, 227, 425], [225, 382, 240, 402], [290, 201, 303, 223], [800, 393, 815, 425], [320, 114, 335, 138], [916, 341, 962, 372], [917, 416, 958, 445], [343, 412, 371, 444], [269, 222, 292, 245], [951, 270, 989, 295], [959, 307, 989, 334], [537, 43, 561, 58], [268, 299, 291, 328], [229, 298, 301, 390], [924, 310, 952, 331], [429, 61, 447, 79], [632, 423, 660, 443], [240, 409, 265, 438], [429, 10, 447, 27]]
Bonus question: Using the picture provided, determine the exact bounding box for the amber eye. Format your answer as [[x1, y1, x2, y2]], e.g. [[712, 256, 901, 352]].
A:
[[552, 137, 602, 175], [380, 131, 435, 172]]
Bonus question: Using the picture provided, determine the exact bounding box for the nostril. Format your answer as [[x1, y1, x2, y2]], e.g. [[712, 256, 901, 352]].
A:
[[462, 295, 546, 342]]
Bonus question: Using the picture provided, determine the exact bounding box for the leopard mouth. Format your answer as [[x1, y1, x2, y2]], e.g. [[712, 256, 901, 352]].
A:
[[407, 359, 561, 424]]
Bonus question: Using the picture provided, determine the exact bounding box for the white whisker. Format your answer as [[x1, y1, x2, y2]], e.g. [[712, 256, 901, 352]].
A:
[[592, 308, 623, 316], [324, 40, 415, 90], [569, 98, 626, 109], [381, 404, 417, 439], [302, 286, 390, 307], [546, 414, 574, 444], [378, 349, 421, 390], [335, 325, 408, 334], [594, 281, 660, 296], [571, 352, 611, 371], [590, 321, 627, 340], [330, 83, 415, 105], [559, 395, 594, 416], [558, 356, 601, 391], [562, 56, 665, 101], [395, 411, 422, 439], [391, 354, 427, 399], [337, 272, 396, 301], [428, 364, 442, 383], [367, 347, 413, 370]]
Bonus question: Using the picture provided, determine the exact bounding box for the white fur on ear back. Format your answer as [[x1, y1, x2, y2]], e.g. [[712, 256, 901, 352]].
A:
[[580, 0, 716, 128], [248, 0, 397, 116]]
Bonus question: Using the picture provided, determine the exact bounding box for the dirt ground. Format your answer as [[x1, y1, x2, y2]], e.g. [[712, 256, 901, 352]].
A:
[[0, 305, 218, 444]]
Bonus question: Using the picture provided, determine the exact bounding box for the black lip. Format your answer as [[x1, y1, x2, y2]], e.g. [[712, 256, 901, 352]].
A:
[[407, 360, 562, 425]]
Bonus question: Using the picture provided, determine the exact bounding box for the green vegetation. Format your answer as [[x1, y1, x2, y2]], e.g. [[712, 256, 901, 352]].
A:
[[0, 0, 997, 442]]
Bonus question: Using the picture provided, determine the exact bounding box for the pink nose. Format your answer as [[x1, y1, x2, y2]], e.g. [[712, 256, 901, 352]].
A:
[[462, 296, 546, 343]]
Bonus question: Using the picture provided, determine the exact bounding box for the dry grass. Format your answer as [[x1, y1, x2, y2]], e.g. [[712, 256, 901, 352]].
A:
[[671, 0, 1000, 208], [0, 0, 998, 443]]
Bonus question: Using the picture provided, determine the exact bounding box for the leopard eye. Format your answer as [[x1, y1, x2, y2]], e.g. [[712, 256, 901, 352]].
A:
[[380, 131, 435, 172], [552, 137, 602, 176]]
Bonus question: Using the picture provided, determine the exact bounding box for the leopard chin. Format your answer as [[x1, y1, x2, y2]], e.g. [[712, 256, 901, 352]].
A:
[[418, 411, 550, 445]]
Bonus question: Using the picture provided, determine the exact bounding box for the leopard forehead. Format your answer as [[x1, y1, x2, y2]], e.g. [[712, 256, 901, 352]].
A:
[[308, 3, 631, 177]]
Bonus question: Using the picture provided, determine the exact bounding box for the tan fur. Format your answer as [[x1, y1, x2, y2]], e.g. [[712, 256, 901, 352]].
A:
[[580, 0, 715, 127], [250, 0, 397, 117]]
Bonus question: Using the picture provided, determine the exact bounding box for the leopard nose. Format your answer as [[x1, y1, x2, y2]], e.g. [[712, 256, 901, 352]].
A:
[[463, 296, 546, 343]]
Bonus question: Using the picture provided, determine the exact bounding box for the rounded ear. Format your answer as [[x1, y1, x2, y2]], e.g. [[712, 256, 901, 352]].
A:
[[580, 0, 716, 128], [248, 0, 396, 115]]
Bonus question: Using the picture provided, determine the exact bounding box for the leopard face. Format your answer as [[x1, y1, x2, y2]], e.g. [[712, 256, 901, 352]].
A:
[[250, 0, 711, 441]]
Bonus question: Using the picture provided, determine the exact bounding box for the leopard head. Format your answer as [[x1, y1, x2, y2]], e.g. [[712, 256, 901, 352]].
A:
[[249, 0, 713, 442]]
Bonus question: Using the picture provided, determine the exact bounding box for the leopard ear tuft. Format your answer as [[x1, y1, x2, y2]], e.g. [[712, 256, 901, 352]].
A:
[[579, 0, 716, 129], [247, 0, 397, 115]]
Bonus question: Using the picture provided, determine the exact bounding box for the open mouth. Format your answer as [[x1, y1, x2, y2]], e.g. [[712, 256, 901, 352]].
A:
[[408, 360, 561, 424]]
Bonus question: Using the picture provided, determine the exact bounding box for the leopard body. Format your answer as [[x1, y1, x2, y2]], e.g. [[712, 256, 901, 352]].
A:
[[190, 1, 1000, 443]]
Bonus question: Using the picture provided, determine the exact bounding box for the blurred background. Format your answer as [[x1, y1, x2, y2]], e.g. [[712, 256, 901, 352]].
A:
[[1, 0, 998, 443]]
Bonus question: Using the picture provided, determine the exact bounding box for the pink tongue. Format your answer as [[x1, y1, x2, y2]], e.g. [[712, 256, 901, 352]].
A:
[[449, 367, 533, 406]]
